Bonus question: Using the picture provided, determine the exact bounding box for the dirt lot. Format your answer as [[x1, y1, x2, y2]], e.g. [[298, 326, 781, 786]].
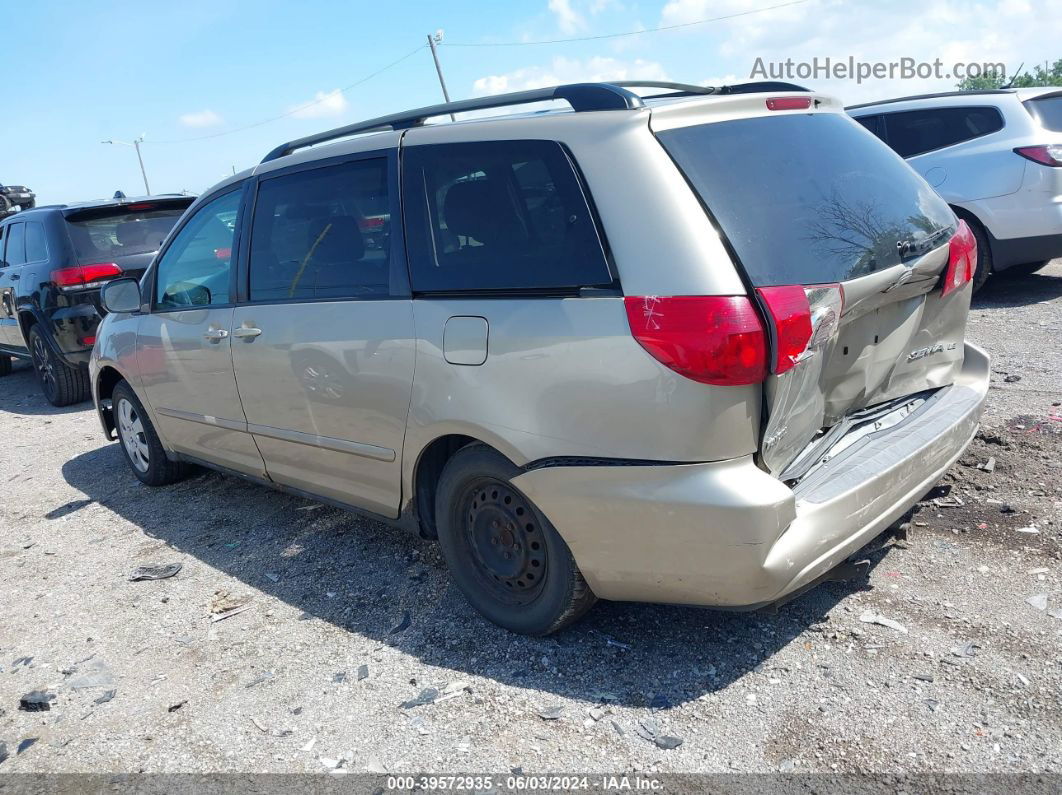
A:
[[1, 263, 1060, 775]]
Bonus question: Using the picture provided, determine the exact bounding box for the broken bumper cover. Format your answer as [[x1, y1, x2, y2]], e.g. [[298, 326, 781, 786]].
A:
[[512, 342, 990, 607]]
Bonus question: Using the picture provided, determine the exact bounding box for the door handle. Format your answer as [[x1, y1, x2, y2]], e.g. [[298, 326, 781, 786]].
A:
[[232, 326, 262, 339], [203, 328, 229, 342]]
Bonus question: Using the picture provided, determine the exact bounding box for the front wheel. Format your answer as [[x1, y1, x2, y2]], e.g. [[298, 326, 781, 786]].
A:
[[112, 380, 190, 486], [0, 355, 11, 377], [28, 325, 89, 406], [435, 444, 596, 635]]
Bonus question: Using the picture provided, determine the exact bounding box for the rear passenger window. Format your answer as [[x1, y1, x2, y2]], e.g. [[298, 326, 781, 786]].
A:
[[3, 223, 25, 268], [402, 140, 612, 293], [248, 159, 392, 302], [884, 107, 1004, 158], [853, 114, 886, 141], [25, 221, 48, 262]]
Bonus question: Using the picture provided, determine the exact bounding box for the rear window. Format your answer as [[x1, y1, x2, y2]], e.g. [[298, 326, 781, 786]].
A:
[[657, 113, 955, 286], [65, 204, 189, 261], [1025, 95, 1062, 132], [402, 140, 612, 293]]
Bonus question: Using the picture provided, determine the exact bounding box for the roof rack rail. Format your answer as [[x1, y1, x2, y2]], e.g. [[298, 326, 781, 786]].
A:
[[715, 81, 810, 94], [845, 88, 1014, 111], [612, 80, 717, 98], [613, 80, 809, 99], [261, 83, 644, 163]]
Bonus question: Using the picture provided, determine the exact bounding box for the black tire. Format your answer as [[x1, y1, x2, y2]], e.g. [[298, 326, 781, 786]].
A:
[[28, 324, 90, 406], [0, 355, 11, 377], [435, 444, 596, 635], [112, 380, 190, 486], [1001, 260, 1048, 278], [963, 215, 993, 293]]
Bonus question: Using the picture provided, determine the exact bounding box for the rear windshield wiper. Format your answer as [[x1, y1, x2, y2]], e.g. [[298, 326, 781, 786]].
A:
[[897, 226, 952, 262]]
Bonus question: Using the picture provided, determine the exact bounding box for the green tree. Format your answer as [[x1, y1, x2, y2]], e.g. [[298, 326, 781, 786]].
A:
[[957, 59, 1062, 90]]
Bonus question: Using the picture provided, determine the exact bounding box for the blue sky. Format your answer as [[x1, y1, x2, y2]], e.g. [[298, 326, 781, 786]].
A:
[[3, 0, 1058, 204]]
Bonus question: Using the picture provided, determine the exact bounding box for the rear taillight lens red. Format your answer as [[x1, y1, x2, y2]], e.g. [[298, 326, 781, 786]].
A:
[[766, 96, 812, 111], [755, 286, 813, 374], [624, 295, 767, 386], [51, 263, 122, 290], [1014, 145, 1062, 167], [941, 220, 977, 297]]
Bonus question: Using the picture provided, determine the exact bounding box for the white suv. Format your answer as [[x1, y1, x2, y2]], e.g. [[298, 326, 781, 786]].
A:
[[848, 88, 1062, 289]]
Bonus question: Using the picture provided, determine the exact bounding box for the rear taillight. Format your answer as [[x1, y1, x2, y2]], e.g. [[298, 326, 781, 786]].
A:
[[755, 286, 812, 374], [766, 96, 812, 111], [1014, 144, 1062, 167], [941, 220, 977, 297], [626, 286, 843, 385], [51, 263, 122, 291], [624, 295, 767, 386]]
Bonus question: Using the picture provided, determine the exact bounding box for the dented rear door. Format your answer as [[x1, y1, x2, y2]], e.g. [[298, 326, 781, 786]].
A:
[[656, 108, 971, 476]]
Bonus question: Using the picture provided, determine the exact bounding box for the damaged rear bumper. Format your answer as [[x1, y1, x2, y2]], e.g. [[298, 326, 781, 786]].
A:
[[512, 342, 990, 607]]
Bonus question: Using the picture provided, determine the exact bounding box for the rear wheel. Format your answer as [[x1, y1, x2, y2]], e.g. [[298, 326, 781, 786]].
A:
[[435, 444, 596, 635], [965, 217, 993, 293], [0, 355, 11, 377], [112, 380, 190, 486], [28, 325, 90, 406]]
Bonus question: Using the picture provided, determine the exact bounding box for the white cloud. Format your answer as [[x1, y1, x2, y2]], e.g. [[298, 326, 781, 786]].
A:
[[549, 0, 585, 34], [474, 56, 668, 95], [178, 109, 223, 128], [287, 89, 350, 120], [657, 0, 1061, 104]]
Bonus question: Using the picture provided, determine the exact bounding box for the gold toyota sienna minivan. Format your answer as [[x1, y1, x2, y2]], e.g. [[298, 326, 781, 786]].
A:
[[91, 81, 990, 634]]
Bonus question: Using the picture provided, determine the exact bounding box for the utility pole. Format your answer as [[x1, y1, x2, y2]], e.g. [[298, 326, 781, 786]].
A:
[[102, 136, 151, 195], [427, 31, 456, 121]]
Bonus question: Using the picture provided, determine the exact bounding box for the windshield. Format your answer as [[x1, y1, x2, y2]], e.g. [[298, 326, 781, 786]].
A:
[[66, 206, 188, 261], [656, 113, 955, 286], [1025, 95, 1062, 132]]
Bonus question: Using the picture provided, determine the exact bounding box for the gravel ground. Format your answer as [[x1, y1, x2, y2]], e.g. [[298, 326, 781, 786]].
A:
[[0, 262, 1060, 776]]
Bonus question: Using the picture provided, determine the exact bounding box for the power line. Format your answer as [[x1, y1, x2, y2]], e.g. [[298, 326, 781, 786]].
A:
[[443, 0, 809, 47], [151, 44, 426, 144]]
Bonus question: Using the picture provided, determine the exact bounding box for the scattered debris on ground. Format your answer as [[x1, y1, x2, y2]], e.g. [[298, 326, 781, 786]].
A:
[[0, 265, 1059, 773]]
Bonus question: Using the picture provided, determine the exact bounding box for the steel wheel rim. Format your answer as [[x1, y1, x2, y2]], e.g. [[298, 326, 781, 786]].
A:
[[117, 398, 150, 473], [461, 478, 547, 605], [31, 334, 56, 397]]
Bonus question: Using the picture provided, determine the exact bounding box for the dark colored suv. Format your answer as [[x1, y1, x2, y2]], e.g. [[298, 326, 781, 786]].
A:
[[0, 183, 35, 218], [0, 194, 194, 405]]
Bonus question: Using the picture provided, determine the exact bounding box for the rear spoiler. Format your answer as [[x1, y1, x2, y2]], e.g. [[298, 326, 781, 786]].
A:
[[62, 197, 193, 222]]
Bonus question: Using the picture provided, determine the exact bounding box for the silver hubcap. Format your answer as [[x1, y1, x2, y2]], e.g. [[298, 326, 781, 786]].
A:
[[117, 398, 150, 473]]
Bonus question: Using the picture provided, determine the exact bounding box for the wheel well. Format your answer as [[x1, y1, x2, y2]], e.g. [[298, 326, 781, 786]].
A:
[[950, 204, 978, 224], [413, 434, 475, 538], [96, 366, 124, 403], [18, 311, 36, 341]]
